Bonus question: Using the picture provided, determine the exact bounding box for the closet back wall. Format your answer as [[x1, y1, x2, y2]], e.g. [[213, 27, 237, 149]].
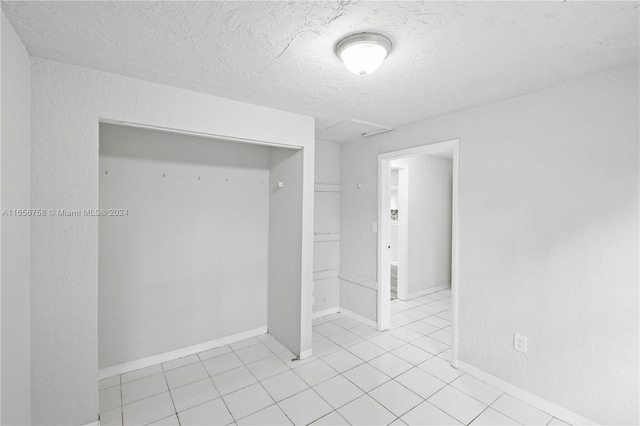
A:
[[99, 123, 270, 369]]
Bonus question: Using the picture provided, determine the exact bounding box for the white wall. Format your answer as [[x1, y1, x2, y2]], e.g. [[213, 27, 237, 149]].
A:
[[0, 12, 31, 425], [98, 123, 273, 368], [30, 58, 315, 425], [340, 64, 639, 424], [313, 140, 341, 315], [392, 156, 452, 297], [268, 148, 305, 354]]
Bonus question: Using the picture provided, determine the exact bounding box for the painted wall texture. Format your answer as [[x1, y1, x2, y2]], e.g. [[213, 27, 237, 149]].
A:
[[99, 124, 274, 369], [1, 12, 32, 425], [340, 64, 639, 424], [30, 58, 314, 425]]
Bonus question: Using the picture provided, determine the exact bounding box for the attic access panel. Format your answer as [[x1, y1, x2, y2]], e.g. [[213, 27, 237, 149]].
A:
[[325, 119, 393, 142]]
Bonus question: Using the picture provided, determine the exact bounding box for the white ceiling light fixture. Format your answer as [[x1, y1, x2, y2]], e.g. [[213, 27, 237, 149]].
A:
[[335, 32, 392, 76]]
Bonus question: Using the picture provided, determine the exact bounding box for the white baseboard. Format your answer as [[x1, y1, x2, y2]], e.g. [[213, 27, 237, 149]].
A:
[[456, 361, 596, 426], [312, 307, 340, 319], [403, 283, 450, 300], [299, 348, 314, 360], [339, 307, 378, 328], [84, 421, 99, 426], [98, 326, 268, 379]]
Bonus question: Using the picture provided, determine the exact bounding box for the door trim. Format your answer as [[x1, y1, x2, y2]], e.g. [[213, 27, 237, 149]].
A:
[[377, 139, 460, 366]]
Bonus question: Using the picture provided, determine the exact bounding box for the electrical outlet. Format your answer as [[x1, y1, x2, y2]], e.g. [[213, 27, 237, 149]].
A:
[[371, 221, 378, 232], [514, 333, 528, 353]]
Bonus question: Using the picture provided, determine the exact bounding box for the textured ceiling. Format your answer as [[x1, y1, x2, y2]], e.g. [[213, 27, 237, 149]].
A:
[[2, 1, 638, 142]]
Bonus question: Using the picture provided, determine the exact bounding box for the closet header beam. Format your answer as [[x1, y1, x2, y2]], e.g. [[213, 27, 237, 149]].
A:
[[100, 119, 304, 150]]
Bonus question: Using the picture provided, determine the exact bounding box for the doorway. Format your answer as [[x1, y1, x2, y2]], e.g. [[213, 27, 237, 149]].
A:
[[377, 140, 460, 366]]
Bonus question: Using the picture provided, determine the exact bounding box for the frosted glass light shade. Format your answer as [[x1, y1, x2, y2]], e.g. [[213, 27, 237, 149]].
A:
[[336, 33, 392, 76]]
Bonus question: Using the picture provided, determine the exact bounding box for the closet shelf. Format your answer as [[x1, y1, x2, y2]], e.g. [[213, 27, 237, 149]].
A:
[[314, 184, 341, 192], [314, 233, 341, 242]]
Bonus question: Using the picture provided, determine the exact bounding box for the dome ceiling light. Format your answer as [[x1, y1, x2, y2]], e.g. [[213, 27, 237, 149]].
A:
[[335, 32, 392, 76]]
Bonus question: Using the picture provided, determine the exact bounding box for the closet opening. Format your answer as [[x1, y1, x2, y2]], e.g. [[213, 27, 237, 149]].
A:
[[97, 122, 304, 379]]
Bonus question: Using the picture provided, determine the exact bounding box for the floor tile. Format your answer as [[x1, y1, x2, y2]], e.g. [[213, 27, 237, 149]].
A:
[[211, 366, 257, 395], [235, 343, 273, 364], [197, 345, 232, 361], [246, 354, 290, 381], [178, 398, 233, 426], [412, 335, 449, 355], [165, 361, 209, 389], [450, 374, 502, 405], [121, 364, 163, 384], [389, 418, 408, 425], [325, 313, 342, 321], [313, 338, 342, 357], [230, 337, 262, 351], [347, 340, 387, 361], [368, 353, 413, 377], [418, 356, 462, 383], [401, 400, 462, 425], [236, 403, 293, 425], [337, 394, 396, 426], [261, 370, 309, 401], [99, 375, 120, 390], [368, 333, 406, 351], [395, 367, 446, 399], [122, 373, 168, 404], [350, 324, 381, 339], [327, 330, 363, 347], [148, 414, 180, 425], [428, 385, 487, 424], [402, 308, 431, 321], [437, 349, 452, 362], [436, 310, 452, 321], [389, 327, 424, 342], [202, 352, 244, 376], [391, 344, 433, 365], [99, 385, 121, 412], [368, 380, 423, 417], [122, 392, 175, 426], [470, 407, 520, 425], [343, 363, 390, 392], [332, 316, 363, 329], [170, 377, 219, 412], [490, 394, 552, 425], [223, 382, 274, 420], [313, 375, 364, 409], [278, 388, 332, 425], [405, 321, 441, 335], [263, 338, 289, 354], [312, 317, 329, 326], [293, 359, 338, 386], [391, 313, 415, 327], [421, 316, 450, 329], [321, 349, 363, 373], [314, 322, 344, 337], [548, 417, 570, 425], [430, 329, 452, 345], [276, 350, 316, 368], [162, 354, 200, 372], [99, 406, 122, 426], [310, 411, 350, 425]]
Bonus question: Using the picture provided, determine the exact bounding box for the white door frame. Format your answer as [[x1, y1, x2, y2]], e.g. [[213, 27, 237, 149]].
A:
[[392, 164, 409, 301], [377, 139, 460, 366]]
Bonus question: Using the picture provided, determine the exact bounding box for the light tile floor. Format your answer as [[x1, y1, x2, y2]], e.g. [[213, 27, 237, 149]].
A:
[[99, 290, 570, 426]]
